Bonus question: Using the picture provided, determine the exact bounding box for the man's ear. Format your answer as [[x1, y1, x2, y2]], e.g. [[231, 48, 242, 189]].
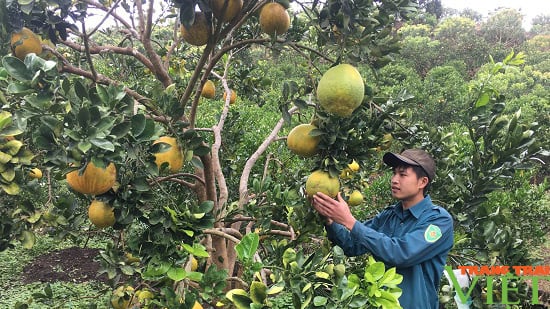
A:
[[419, 176, 429, 189]]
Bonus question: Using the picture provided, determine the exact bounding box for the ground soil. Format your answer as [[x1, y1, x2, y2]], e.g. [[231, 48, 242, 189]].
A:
[[20, 247, 108, 284]]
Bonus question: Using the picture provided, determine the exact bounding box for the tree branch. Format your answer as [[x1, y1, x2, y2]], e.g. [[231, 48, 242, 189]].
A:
[[60, 39, 156, 71], [83, 0, 139, 38], [203, 228, 241, 244], [238, 106, 298, 207]]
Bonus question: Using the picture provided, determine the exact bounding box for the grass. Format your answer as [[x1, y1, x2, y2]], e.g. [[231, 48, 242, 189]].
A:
[[0, 234, 111, 308]]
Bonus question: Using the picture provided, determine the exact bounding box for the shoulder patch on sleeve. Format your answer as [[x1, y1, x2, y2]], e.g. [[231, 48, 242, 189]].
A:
[[424, 224, 442, 243]]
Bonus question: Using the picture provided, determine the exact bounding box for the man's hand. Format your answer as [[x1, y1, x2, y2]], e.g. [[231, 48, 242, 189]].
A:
[[312, 192, 356, 230]]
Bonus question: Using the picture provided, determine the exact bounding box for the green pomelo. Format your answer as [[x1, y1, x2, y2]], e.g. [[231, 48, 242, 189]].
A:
[[316, 64, 365, 117]]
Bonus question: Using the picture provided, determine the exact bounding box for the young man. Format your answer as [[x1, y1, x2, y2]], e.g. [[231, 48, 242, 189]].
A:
[[312, 149, 454, 309]]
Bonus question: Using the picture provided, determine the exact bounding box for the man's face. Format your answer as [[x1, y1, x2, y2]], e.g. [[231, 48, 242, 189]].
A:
[[390, 165, 426, 201]]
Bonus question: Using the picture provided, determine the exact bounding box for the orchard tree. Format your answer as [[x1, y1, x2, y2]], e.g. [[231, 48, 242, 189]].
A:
[[433, 16, 490, 75], [480, 8, 526, 61], [1, 0, 417, 307], [529, 14, 550, 35], [481, 8, 526, 47]]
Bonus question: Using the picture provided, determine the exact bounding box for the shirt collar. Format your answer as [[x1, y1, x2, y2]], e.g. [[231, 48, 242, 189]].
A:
[[394, 195, 432, 219], [409, 195, 432, 219]]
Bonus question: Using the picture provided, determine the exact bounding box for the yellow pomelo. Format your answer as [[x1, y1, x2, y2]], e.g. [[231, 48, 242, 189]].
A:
[[190, 256, 198, 271], [136, 289, 154, 302], [193, 301, 204, 309], [379, 133, 393, 150], [340, 167, 352, 179], [153, 136, 184, 172], [348, 160, 360, 172], [180, 12, 211, 46], [286, 124, 320, 157], [259, 2, 291, 36], [211, 0, 243, 22], [111, 285, 135, 309], [201, 80, 216, 99], [348, 190, 364, 206], [223, 89, 237, 104], [29, 168, 43, 179], [10, 27, 43, 60], [88, 200, 116, 228], [125, 252, 141, 263], [305, 170, 340, 198], [66, 162, 117, 195], [317, 64, 365, 117]]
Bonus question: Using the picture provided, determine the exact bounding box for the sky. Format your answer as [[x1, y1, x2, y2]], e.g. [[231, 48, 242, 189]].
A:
[[440, 0, 550, 30]]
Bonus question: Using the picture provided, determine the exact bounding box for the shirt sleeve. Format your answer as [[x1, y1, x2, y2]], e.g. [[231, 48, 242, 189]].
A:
[[326, 211, 385, 256], [327, 210, 453, 268]]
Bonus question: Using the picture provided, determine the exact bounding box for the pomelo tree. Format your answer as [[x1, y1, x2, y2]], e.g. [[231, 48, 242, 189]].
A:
[[1, 0, 416, 306]]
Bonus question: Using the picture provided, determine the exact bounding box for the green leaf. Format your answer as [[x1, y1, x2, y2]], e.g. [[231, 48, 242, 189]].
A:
[[379, 267, 402, 286], [21, 230, 35, 249], [24, 93, 52, 109], [167, 267, 186, 282], [186, 271, 203, 281], [376, 291, 401, 307], [110, 121, 132, 138], [190, 157, 204, 169], [77, 107, 90, 127], [235, 232, 259, 262], [181, 243, 210, 258], [282, 82, 290, 101], [143, 260, 171, 277], [249, 281, 267, 304], [0, 111, 13, 129], [347, 273, 360, 289], [313, 296, 327, 306], [293, 98, 308, 109], [130, 114, 146, 136], [42, 60, 57, 72], [1, 182, 20, 195], [74, 80, 88, 100], [349, 297, 368, 308], [77, 140, 92, 153], [96, 84, 110, 104], [90, 138, 115, 151], [1, 167, 16, 182], [179, 5, 196, 28], [120, 265, 135, 276], [95, 117, 116, 133], [225, 289, 252, 309], [365, 261, 385, 281], [7, 82, 33, 94], [40, 116, 61, 134], [475, 92, 490, 108], [282, 248, 297, 268], [133, 176, 150, 191], [267, 282, 284, 295], [2, 56, 33, 81], [2, 140, 23, 155], [65, 129, 81, 141], [193, 145, 210, 156], [380, 268, 403, 286], [198, 200, 214, 213], [229, 293, 253, 309]]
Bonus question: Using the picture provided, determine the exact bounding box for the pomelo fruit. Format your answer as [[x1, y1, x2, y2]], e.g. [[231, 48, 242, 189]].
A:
[[305, 170, 340, 198], [286, 123, 320, 157], [317, 64, 365, 117]]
